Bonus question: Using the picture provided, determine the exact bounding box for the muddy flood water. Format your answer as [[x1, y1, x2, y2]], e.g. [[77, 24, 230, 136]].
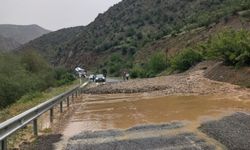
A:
[[62, 93, 250, 137]]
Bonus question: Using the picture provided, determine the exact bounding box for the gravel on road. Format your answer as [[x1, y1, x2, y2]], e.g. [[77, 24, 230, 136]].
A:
[[66, 122, 215, 150], [200, 112, 250, 150], [83, 69, 243, 96]]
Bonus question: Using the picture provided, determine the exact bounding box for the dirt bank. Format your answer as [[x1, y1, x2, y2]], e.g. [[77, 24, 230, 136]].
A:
[[205, 62, 250, 88], [83, 61, 249, 96]]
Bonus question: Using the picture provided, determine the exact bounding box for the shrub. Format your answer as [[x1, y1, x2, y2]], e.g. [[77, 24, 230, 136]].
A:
[[171, 49, 203, 72], [130, 52, 168, 78], [204, 29, 250, 67], [56, 73, 75, 86], [0, 51, 75, 108], [110, 54, 122, 62], [109, 66, 116, 74], [106, 54, 132, 76], [130, 65, 146, 78], [147, 52, 168, 74], [21, 50, 50, 73], [55, 67, 75, 86]]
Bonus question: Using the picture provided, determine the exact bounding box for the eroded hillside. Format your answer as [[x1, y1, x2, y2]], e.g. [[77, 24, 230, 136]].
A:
[[21, 0, 250, 71]]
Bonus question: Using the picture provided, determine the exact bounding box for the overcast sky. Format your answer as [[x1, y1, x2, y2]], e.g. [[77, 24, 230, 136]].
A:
[[0, 0, 122, 31]]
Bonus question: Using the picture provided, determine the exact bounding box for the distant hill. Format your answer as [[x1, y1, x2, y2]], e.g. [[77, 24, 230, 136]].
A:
[[21, 26, 85, 63], [21, 0, 250, 71], [0, 35, 21, 52], [0, 24, 50, 45]]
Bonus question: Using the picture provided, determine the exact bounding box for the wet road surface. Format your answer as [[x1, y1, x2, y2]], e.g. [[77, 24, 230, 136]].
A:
[[66, 123, 216, 150], [56, 93, 250, 149]]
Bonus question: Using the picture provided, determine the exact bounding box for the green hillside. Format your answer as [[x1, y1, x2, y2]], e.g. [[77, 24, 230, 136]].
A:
[[22, 0, 250, 74]]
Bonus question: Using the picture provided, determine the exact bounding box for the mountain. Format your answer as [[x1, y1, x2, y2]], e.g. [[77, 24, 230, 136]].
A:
[[0, 35, 21, 52], [21, 0, 250, 71], [0, 24, 50, 45], [21, 26, 84, 63]]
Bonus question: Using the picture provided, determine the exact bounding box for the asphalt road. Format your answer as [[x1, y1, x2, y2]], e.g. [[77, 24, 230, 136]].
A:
[[106, 77, 122, 83], [200, 112, 250, 150], [66, 122, 215, 150], [65, 112, 250, 150]]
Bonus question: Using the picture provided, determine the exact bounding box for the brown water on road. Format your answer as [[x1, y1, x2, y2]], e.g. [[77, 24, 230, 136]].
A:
[[62, 93, 250, 137]]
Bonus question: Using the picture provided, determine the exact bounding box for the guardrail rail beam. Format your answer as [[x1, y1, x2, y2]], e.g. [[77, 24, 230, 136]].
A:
[[0, 81, 88, 149]]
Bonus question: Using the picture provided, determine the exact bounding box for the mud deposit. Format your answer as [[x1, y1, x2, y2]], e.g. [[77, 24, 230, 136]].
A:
[[58, 93, 250, 149], [63, 94, 250, 132]]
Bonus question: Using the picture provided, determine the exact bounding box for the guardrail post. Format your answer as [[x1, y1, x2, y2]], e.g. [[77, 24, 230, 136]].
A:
[[1, 139, 7, 150], [50, 108, 54, 123], [0, 85, 84, 150], [67, 97, 70, 107], [60, 101, 63, 113], [33, 119, 38, 136]]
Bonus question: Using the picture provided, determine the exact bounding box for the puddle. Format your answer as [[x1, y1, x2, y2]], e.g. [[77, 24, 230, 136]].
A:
[[53, 94, 250, 149], [62, 94, 250, 137]]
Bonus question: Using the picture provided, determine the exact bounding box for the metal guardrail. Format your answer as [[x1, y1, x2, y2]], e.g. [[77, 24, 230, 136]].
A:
[[0, 82, 88, 150]]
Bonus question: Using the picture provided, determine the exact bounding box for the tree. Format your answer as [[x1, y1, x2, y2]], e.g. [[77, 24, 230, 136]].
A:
[[171, 49, 203, 72]]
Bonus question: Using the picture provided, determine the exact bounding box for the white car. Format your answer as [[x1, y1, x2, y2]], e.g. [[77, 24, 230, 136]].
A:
[[94, 74, 106, 83]]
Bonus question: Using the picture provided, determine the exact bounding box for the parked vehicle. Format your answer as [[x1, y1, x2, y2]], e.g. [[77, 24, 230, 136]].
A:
[[94, 74, 106, 83]]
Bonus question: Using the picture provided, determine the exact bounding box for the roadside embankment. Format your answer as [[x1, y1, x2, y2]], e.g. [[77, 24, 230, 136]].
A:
[[0, 81, 79, 149], [205, 62, 250, 88]]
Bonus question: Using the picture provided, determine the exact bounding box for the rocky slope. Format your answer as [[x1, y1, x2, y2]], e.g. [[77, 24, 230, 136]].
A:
[[21, 0, 250, 69], [0, 35, 20, 52], [205, 62, 250, 88], [135, 14, 250, 62]]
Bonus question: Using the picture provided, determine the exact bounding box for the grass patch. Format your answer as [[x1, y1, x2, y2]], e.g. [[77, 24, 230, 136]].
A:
[[0, 80, 78, 122], [0, 80, 78, 149]]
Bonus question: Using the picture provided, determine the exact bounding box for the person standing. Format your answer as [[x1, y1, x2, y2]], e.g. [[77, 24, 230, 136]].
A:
[[126, 72, 130, 80], [123, 71, 126, 81]]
